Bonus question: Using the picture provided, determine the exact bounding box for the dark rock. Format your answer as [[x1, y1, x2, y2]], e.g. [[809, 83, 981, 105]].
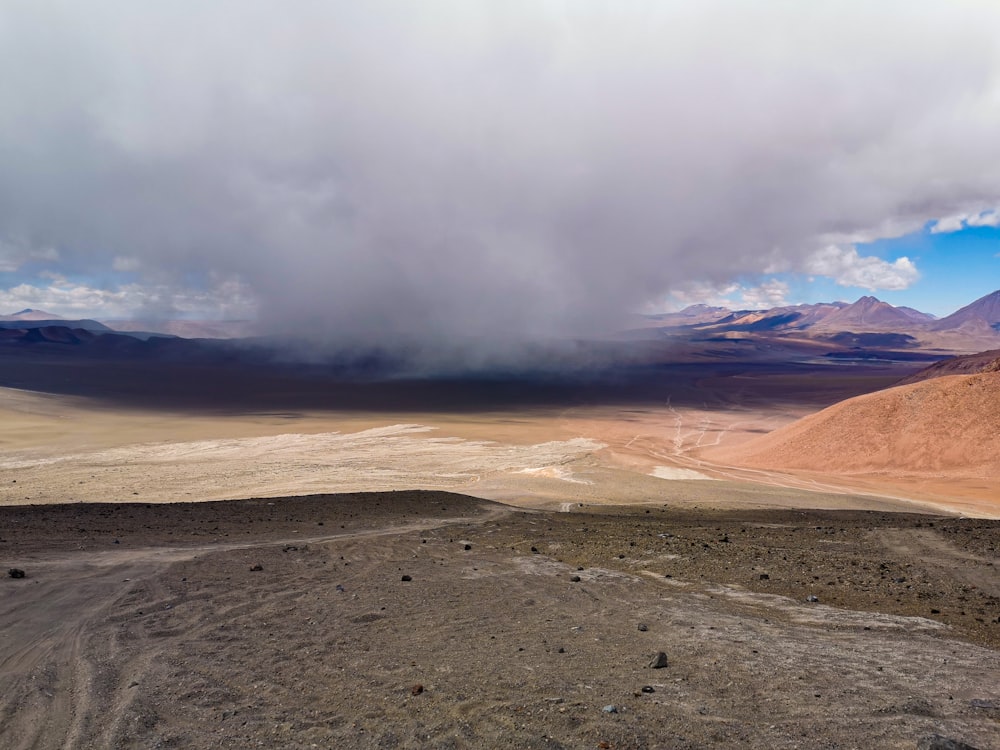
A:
[[637, 623, 648, 632], [641, 685, 655, 693], [531, 547, 539, 554], [8, 568, 25, 579], [570, 575, 582, 582], [410, 684, 424, 696], [648, 652, 669, 669], [917, 735, 981, 750], [463, 544, 472, 551], [806, 595, 819, 603], [759, 573, 770, 580], [401, 575, 412, 582]]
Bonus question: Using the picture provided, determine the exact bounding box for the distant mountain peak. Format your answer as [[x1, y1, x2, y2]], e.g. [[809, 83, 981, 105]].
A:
[[932, 288, 1000, 330], [2, 308, 63, 321], [811, 295, 918, 330]]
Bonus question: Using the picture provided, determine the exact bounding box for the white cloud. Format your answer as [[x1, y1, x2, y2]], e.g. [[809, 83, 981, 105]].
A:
[[967, 210, 1000, 228], [658, 278, 789, 312], [739, 279, 790, 309], [929, 214, 967, 234], [802, 245, 919, 291], [657, 281, 741, 311], [931, 207, 1000, 233], [0, 276, 258, 320]]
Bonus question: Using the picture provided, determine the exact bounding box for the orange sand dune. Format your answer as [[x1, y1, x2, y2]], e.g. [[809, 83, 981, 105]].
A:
[[706, 372, 1000, 482]]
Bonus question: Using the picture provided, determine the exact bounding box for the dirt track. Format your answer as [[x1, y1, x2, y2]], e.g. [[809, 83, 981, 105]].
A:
[[2, 492, 998, 749]]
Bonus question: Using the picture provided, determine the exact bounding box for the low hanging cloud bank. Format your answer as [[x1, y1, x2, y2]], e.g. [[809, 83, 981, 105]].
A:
[[1, 2, 999, 365]]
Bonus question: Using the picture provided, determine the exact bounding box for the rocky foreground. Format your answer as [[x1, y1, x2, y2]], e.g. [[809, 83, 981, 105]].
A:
[[2, 492, 998, 749]]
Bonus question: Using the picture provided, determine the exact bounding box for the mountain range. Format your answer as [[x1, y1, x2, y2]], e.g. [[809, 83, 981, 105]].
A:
[[1, 290, 998, 362], [642, 290, 1000, 353]]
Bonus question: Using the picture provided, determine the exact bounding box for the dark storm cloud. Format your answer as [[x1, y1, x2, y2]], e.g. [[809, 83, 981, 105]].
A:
[[1, 1, 999, 356]]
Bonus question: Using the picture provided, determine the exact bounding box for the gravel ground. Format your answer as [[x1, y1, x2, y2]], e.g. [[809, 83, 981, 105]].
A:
[[2, 492, 998, 749]]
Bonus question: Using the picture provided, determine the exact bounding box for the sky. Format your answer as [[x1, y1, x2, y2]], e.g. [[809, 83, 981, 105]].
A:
[[1, 1, 999, 349]]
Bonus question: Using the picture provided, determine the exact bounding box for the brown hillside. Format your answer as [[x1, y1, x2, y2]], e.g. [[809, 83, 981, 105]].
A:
[[709, 372, 1000, 476], [898, 349, 1000, 385]]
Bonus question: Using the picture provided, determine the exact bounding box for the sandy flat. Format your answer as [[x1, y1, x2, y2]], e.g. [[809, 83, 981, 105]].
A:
[[2, 385, 994, 517]]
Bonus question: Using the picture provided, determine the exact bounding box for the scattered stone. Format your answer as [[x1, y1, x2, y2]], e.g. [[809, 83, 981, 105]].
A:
[[806, 595, 819, 603], [917, 734, 981, 750], [759, 573, 770, 580], [249, 564, 263, 572], [648, 652, 669, 669], [570, 575, 582, 582], [335, 584, 346, 592], [637, 623, 648, 632], [601, 705, 618, 714], [401, 575, 412, 582], [463, 544, 472, 551], [531, 547, 539, 554], [410, 684, 424, 696], [557, 647, 565, 653], [8, 568, 26, 579], [641, 685, 655, 693]]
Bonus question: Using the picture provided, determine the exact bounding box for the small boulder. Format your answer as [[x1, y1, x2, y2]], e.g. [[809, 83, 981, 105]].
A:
[[649, 652, 669, 669], [637, 623, 649, 632], [401, 575, 412, 582], [8, 568, 26, 579]]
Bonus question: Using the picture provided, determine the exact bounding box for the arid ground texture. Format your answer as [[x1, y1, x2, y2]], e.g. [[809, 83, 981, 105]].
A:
[[1, 352, 998, 749]]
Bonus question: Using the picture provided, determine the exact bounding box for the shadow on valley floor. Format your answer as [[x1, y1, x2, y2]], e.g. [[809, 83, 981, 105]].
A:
[[0, 346, 926, 415]]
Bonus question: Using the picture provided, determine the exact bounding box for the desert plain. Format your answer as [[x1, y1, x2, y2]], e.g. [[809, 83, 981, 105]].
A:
[[1, 351, 998, 749]]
